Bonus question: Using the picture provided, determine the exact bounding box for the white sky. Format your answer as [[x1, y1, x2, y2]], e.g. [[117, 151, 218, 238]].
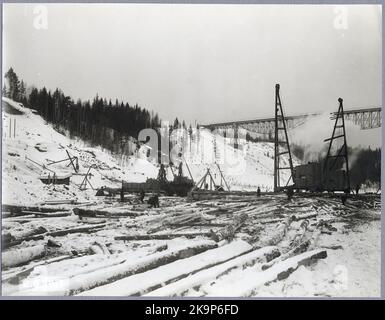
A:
[[2, 4, 382, 125]]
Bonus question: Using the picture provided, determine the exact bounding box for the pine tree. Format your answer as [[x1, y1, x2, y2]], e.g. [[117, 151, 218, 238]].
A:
[[173, 117, 180, 129], [4, 67, 20, 101], [2, 84, 8, 97], [19, 80, 27, 103]]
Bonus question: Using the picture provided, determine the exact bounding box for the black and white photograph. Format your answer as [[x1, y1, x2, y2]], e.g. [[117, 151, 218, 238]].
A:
[[0, 2, 382, 298]]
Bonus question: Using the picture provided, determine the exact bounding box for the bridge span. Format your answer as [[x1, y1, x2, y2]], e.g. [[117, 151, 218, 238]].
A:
[[200, 107, 381, 135]]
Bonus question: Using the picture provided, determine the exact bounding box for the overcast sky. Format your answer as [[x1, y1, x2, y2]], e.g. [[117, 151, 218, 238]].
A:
[[2, 4, 382, 125]]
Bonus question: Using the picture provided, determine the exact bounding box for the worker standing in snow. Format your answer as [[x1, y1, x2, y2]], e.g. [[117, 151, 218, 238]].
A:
[[257, 187, 261, 197], [341, 193, 347, 205], [139, 189, 145, 203], [148, 193, 160, 208], [286, 188, 294, 201], [120, 187, 124, 202]]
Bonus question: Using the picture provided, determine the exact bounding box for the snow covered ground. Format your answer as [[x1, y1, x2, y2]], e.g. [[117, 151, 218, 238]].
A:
[[1, 194, 380, 297]]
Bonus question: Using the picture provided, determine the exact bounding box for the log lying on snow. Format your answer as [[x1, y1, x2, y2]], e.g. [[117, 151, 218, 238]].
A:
[[78, 217, 107, 224], [2, 204, 67, 217], [2, 254, 73, 285], [11, 240, 217, 296], [40, 200, 73, 205], [4, 223, 106, 248], [147, 212, 205, 234], [261, 219, 323, 271], [2, 245, 46, 268], [294, 213, 318, 221], [144, 246, 279, 297], [210, 213, 248, 242], [261, 239, 311, 271], [90, 242, 110, 255], [14, 226, 48, 239], [32, 211, 72, 218], [78, 240, 253, 296], [257, 216, 296, 247], [289, 220, 309, 249], [254, 213, 317, 227], [2, 212, 13, 219], [115, 232, 213, 241], [37, 223, 106, 239], [203, 249, 327, 297], [73, 207, 138, 218], [147, 210, 221, 234], [2, 226, 48, 250], [347, 209, 381, 221], [168, 222, 228, 228]]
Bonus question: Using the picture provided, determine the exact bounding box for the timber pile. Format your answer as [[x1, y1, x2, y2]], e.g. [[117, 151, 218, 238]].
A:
[[1, 193, 380, 297], [4, 240, 217, 296], [78, 240, 252, 296]]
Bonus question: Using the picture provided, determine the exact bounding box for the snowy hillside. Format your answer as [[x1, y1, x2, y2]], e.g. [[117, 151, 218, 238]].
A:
[[2, 97, 299, 206], [1, 97, 158, 206], [176, 129, 299, 192]]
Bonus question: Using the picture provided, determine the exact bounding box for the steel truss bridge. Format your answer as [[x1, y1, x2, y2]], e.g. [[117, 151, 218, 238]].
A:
[[200, 107, 381, 136]]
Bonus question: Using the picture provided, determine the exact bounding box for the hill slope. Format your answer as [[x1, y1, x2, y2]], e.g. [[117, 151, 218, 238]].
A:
[[2, 97, 298, 205], [1, 97, 158, 205]]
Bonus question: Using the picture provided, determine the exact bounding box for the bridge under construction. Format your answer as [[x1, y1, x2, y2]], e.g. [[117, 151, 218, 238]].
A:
[[200, 106, 381, 135]]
